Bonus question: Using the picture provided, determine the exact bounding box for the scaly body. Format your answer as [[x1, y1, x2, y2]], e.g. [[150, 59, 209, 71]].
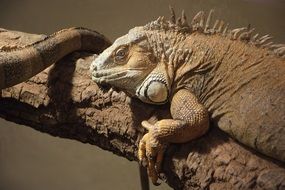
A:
[[0, 27, 110, 89], [90, 8, 285, 184]]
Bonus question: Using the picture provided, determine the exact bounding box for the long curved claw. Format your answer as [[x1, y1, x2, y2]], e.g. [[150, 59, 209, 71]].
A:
[[147, 155, 159, 185], [152, 181, 161, 186], [155, 146, 166, 173]]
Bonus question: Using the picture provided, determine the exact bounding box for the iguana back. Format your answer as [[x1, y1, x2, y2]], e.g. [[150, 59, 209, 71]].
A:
[[179, 32, 285, 161]]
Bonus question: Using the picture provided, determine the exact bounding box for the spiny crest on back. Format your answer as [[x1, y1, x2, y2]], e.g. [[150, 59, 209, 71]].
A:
[[143, 7, 191, 33], [138, 6, 285, 59], [143, 6, 214, 34]]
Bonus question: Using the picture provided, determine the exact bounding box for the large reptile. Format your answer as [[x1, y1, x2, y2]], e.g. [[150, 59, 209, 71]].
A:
[[90, 8, 285, 184], [0, 27, 110, 89]]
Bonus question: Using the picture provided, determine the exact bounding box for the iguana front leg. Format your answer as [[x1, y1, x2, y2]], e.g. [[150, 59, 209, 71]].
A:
[[138, 89, 209, 184]]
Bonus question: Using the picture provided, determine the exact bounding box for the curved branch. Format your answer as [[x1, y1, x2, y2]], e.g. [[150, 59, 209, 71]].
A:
[[0, 29, 284, 190]]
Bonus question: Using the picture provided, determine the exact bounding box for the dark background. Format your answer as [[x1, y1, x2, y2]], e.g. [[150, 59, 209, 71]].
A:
[[0, 0, 284, 189]]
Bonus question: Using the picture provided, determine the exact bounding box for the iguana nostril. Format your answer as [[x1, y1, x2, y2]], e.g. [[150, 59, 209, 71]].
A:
[[90, 61, 98, 71]]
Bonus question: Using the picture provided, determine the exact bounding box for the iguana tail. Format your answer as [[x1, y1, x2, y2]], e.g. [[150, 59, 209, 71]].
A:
[[0, 27, 111, 89]]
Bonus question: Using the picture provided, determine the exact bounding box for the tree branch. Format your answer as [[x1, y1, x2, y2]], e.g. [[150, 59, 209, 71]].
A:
[[0, 29, 284, 190]]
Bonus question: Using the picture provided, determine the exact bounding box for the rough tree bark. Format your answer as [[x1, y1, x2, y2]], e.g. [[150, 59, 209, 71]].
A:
[[0, 29, 284, 190]]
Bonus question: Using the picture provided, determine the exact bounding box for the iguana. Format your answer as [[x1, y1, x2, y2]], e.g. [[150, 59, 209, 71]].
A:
[[0, 27, 111, 89], [90, 8, 285, 184]]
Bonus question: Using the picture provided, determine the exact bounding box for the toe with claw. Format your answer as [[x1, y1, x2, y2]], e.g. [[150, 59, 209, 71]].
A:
[[138, 120, 167, 185]]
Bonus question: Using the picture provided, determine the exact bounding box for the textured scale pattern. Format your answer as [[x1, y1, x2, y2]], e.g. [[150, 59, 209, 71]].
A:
[[90, 7, 285, 185]]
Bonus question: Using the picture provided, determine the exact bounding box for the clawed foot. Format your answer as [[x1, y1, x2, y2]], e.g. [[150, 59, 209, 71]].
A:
[[138, 120, 167, 185]]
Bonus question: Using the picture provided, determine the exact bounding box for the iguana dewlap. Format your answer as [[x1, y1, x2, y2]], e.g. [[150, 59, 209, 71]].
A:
[[90, 8, 285, 184], [0, 27, 110, 89]]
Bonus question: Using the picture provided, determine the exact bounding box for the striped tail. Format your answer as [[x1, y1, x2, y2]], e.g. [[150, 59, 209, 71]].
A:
[[0, 27, 111, 89]]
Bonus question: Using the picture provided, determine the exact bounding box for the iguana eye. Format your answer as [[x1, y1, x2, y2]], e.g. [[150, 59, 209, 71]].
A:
[[114, 46, 128, 62]]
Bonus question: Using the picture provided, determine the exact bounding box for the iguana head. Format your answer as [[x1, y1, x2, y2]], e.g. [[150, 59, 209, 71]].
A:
[[90, 12, 191, 104], [91, 24, 175, 104]]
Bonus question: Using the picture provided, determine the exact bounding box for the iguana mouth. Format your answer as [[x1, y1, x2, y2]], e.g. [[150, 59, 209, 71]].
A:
[[91, 68, 146, 84]]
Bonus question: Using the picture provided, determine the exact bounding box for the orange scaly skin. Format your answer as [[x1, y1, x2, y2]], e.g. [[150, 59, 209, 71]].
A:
[[91, 9, 285, 184]]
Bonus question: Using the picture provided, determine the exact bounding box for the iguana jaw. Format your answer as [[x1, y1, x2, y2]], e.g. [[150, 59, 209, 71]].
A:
[[91, 67, 149, 94], [92, 65, 169, 104]]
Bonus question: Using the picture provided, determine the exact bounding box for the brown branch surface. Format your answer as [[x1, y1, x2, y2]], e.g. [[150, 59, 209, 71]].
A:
[[0, 29, 285, 190]]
